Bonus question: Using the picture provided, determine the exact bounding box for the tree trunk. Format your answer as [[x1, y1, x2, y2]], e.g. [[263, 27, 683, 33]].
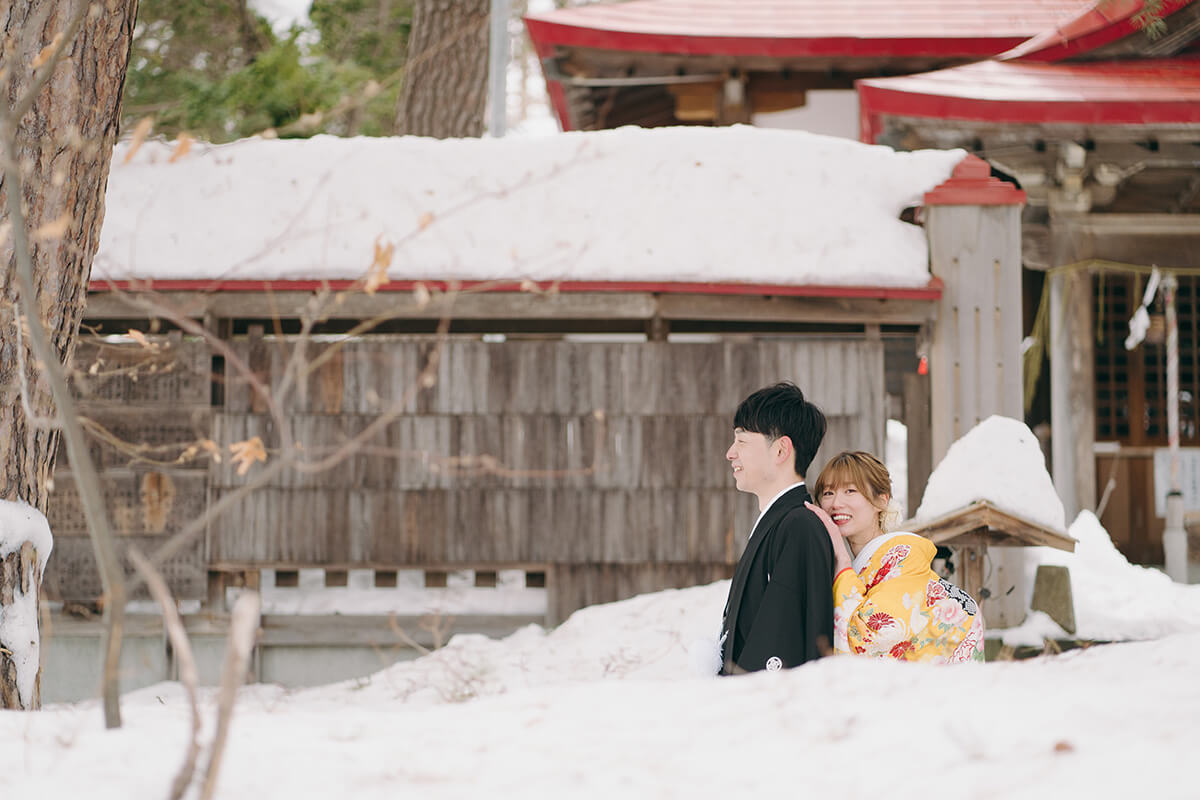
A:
[[394, 0, 489, 138], [0, 0, 140, 710]]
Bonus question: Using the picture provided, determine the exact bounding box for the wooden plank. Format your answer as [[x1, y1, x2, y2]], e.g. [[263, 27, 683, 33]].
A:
[[545, 562, 735, 626], [903, 373, 933, 514], [655, 294, 934, 325], [84, 290, 661, 321]]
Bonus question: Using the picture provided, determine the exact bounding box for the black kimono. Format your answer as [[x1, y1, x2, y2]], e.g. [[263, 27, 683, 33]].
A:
[[719, 484, 835, 674]]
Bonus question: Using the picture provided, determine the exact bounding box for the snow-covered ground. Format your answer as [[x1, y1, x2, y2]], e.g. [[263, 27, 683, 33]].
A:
[[8, 414, 1200, 796], [5, 578, 1200, 798]]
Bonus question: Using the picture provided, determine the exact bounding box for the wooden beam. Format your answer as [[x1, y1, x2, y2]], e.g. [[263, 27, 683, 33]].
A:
[[85, 290, 662, 322], [1056, 213, 1200, 237], [903, 500, 1076, 551], [85, 289, 937, 326], [655, 294, 935, 325]]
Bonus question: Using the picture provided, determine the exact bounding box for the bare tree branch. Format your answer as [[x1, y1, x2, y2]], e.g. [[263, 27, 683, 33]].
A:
[[128, 547, 202, 800], [200, 591, 261, 800]]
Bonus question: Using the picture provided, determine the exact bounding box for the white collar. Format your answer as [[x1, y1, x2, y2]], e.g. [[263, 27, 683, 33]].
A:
[[850, 531, 913, 573], [749, 482, 806, 540]]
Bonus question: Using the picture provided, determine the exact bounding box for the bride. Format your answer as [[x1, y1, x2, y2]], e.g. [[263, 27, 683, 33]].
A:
[[806, 451, 984, 662]]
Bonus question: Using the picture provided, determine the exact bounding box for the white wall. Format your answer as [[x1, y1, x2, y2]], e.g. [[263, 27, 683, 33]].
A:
[[752, 89, 860, 141]]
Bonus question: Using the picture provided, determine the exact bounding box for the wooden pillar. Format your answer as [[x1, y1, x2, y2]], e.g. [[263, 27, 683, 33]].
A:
[[1048, 264, 1096, 521], [923, 156, 1027, 464], [923, 157, 1028, 628], [903, 372, 932, 516], [959, 540, 986, 616]]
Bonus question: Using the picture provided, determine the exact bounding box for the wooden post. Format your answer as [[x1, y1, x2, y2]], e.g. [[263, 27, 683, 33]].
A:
[[903, 372, 932, 514], [923, 156, 1026, 463], [923, 157, 1029, 628], [959, 541, 986, 616], [1049, 265, 1096, 520]]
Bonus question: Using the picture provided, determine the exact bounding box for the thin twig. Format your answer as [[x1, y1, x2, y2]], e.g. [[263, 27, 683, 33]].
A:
[[200, 591, 261, 800], [127, 547, 202, 800]]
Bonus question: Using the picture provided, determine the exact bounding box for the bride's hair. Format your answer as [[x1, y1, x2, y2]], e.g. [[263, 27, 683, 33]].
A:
[[812, 451, 900, 532]]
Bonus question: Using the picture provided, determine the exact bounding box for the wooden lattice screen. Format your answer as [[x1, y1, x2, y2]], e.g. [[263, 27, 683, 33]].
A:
[[1095, 272, 1200, 446]]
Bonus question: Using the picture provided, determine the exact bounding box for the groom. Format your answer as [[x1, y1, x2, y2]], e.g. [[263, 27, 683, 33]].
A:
[[719, 382, 834, 674]]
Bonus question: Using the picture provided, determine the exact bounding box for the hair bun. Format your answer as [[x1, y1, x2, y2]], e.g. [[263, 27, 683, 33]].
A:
[[880, 498, 904, 533]]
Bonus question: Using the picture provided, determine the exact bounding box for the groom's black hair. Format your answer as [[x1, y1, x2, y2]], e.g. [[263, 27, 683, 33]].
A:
[[734, 382, 826, 478]]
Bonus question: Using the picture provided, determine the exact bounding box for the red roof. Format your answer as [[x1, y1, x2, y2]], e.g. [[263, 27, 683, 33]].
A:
[[1002, 0, 1197, 61], [524, 0, 1094, 59], [858, 57, 1200, 140]]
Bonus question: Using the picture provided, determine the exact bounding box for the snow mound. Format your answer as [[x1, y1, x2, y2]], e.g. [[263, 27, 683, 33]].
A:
[[95, 126, 964, 286], [1000, 510, 1200, 644], [915, 415, 1066, 532], [302, 580, 730, 707], [0, 499, 54, 708]]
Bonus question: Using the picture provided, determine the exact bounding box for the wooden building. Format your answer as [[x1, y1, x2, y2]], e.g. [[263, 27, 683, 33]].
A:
[[54, 280, 916, 624], [51, 130, 1010, 625], [857, 0, 1200, 564], [525, 0, 1200, 569], [524, 0, 1092, 131]]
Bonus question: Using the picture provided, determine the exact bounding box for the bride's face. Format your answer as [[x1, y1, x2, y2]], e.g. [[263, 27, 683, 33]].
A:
[[818, 483, 886, 541]]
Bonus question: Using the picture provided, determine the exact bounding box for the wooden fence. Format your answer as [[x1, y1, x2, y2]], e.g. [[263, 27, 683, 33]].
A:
[[46, 334, 884, 623]]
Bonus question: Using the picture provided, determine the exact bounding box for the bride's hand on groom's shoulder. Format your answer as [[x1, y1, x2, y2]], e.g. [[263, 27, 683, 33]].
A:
[[805, 501, 850, 573]]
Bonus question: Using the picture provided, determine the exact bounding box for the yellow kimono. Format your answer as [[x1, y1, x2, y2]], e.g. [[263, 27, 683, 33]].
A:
[[833, 532, 984, 662]]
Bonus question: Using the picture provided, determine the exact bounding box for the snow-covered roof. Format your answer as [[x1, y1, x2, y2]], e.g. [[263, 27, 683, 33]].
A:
[[94, 127, 963, 287], [915, 415, 1068, 533]]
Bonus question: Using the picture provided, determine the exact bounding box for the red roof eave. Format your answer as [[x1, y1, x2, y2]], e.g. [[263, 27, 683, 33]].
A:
[[1003, 0, 1197, 61], [524, 16, 1027, 60], [858, 59, 1200, 136], [88, 278, 944, 302]]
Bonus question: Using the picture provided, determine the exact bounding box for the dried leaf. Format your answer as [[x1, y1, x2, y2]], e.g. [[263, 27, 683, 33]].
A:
[[123, 117, 154, 164], [32, 213, 71, 242], [31, 32, 64, 69], [229, 436, 267, 476], [125, 329, 159, 351], [364, 235, 394, 295], [169, 133, 193, 163], [294, 112, 324, 130], [87, 361, 100, 375], [200, 438, 222, 464], [417, 211, 434, 230]]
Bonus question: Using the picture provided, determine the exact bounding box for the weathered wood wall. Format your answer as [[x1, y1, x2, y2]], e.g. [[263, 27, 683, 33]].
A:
[[43, 337, 211, 604], [47, 334, 884, 622]]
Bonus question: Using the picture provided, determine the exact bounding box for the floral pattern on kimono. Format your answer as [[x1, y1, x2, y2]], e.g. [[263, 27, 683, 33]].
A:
[[832, 532, 984, 663]]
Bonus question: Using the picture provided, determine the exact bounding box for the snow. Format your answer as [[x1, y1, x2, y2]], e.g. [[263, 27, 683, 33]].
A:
[[1001, 510, 1200, 646], [885, 418, 909, 518], [0, 499, 54, 708], [245, 567, 547, 616], [914, 415, 1067, 533], [95, 127, 964, 286], [248, 0, 310, 35], [4, 578, 1200, 797]]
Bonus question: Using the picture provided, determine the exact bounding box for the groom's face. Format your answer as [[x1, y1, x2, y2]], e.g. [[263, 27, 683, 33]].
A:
[[726, 428, 781, 495]]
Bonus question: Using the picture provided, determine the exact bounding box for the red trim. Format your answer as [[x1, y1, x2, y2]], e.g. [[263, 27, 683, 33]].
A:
[[524, 17, 1027, 59], [88, 277, 944, 301], [857, 60, 1200, 127], [834, 567, 855, 583], [924, 155, 1026, 206], [524, 19, 573, 132], [1002, 0, 1197, 62]]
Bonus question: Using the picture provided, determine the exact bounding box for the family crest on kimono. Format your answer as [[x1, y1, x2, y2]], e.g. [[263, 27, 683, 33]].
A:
[[808, 451, 985, 662]]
